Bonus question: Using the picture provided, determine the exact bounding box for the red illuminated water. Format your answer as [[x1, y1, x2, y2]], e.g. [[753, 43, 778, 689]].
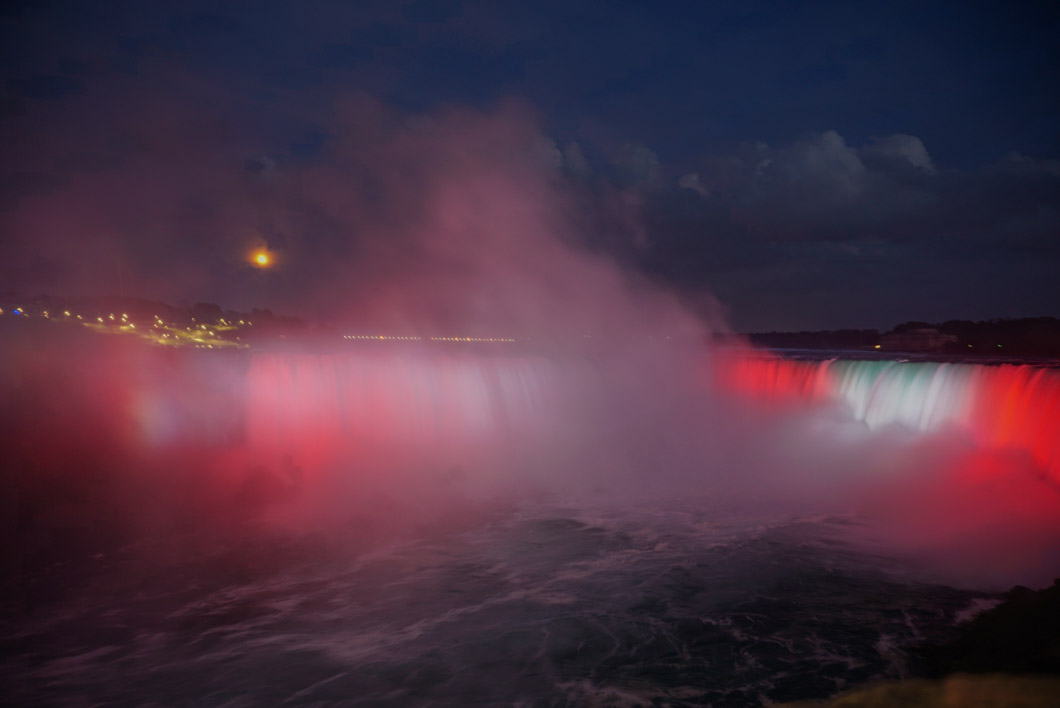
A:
[[242, 352, 579, 470], [5, 338, 1060, 707], [57, 338, 1057, 489], [713, 352, 1060, 482]]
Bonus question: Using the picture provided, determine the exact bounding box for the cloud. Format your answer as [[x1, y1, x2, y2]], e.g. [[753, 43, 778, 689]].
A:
[[863, 133, 936, 175], [604, 130, 1060, 328], [534, 136, 564, 170], [678, 173, 709, 197], [0, 75, 713, 343], [1, 42, 1056, 334], [667, 129, 1056, 254], [771, 129, 866, 193], [611, 142, 660, 187], [562, 141, 590, 177]]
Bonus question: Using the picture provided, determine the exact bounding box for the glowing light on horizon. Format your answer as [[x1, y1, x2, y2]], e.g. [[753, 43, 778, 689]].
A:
[[250, 249, 273, 268]]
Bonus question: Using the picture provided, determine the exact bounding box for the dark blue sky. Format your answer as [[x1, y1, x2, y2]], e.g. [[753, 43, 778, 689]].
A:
[[2, 0, 1058, 330]]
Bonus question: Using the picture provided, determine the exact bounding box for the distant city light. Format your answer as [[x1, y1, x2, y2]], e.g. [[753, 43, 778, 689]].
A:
[[341, 334, 516, 342], [250, 249, 272, 268], [11, 299, 523, 352]]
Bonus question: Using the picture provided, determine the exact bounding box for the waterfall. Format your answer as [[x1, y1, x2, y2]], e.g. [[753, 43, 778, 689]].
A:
[[106, 344, 1059, 485], [715, 354, 1060, 480], [243, 352, 567, 465]]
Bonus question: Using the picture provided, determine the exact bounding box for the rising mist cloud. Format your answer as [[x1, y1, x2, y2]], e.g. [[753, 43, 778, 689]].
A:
[[0, 71, 717, 344]]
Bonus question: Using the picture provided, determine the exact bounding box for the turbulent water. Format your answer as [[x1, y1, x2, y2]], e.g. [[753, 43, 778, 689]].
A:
[[3, 344, 1058, 706], [2, 499, 991, 707]]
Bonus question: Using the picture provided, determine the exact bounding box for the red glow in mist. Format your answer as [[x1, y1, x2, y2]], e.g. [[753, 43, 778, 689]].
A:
[[715, 354, 1060, 483]]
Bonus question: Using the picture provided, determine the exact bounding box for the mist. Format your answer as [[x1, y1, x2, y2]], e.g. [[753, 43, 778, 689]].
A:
[[4, 97, 1059, 596]]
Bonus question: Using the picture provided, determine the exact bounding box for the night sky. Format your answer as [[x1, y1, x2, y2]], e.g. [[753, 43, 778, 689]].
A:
[[2, 0, 1057, 331]]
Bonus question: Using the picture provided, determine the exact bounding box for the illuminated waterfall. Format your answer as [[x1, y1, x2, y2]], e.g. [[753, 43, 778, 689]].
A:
[[243, 352, 567, 465], [717, 355, 1060, 480], [120, 345, 1058, 486]]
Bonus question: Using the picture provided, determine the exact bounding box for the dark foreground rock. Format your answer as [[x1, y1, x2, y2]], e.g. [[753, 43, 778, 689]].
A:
[[916, 579, 1060, 677], [784, 674, 1060, 707], [786, 581, 1060, 706]]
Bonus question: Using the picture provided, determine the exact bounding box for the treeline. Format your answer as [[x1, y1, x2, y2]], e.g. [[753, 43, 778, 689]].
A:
[[747, 329, 880, 350], [893, 317, 1060, 356], [749, 317, 1060, 356]]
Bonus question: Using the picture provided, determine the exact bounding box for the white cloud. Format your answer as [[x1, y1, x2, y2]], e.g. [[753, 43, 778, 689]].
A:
[[774, 130, 866, 196], [863, 134, 936, 174]]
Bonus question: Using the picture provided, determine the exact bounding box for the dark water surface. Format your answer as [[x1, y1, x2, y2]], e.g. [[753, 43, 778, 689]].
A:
[[1, 498, 990, 707]]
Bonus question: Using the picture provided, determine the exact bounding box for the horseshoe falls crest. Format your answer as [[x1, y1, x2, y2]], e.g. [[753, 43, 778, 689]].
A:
[[716, 355, 1060, 481]]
